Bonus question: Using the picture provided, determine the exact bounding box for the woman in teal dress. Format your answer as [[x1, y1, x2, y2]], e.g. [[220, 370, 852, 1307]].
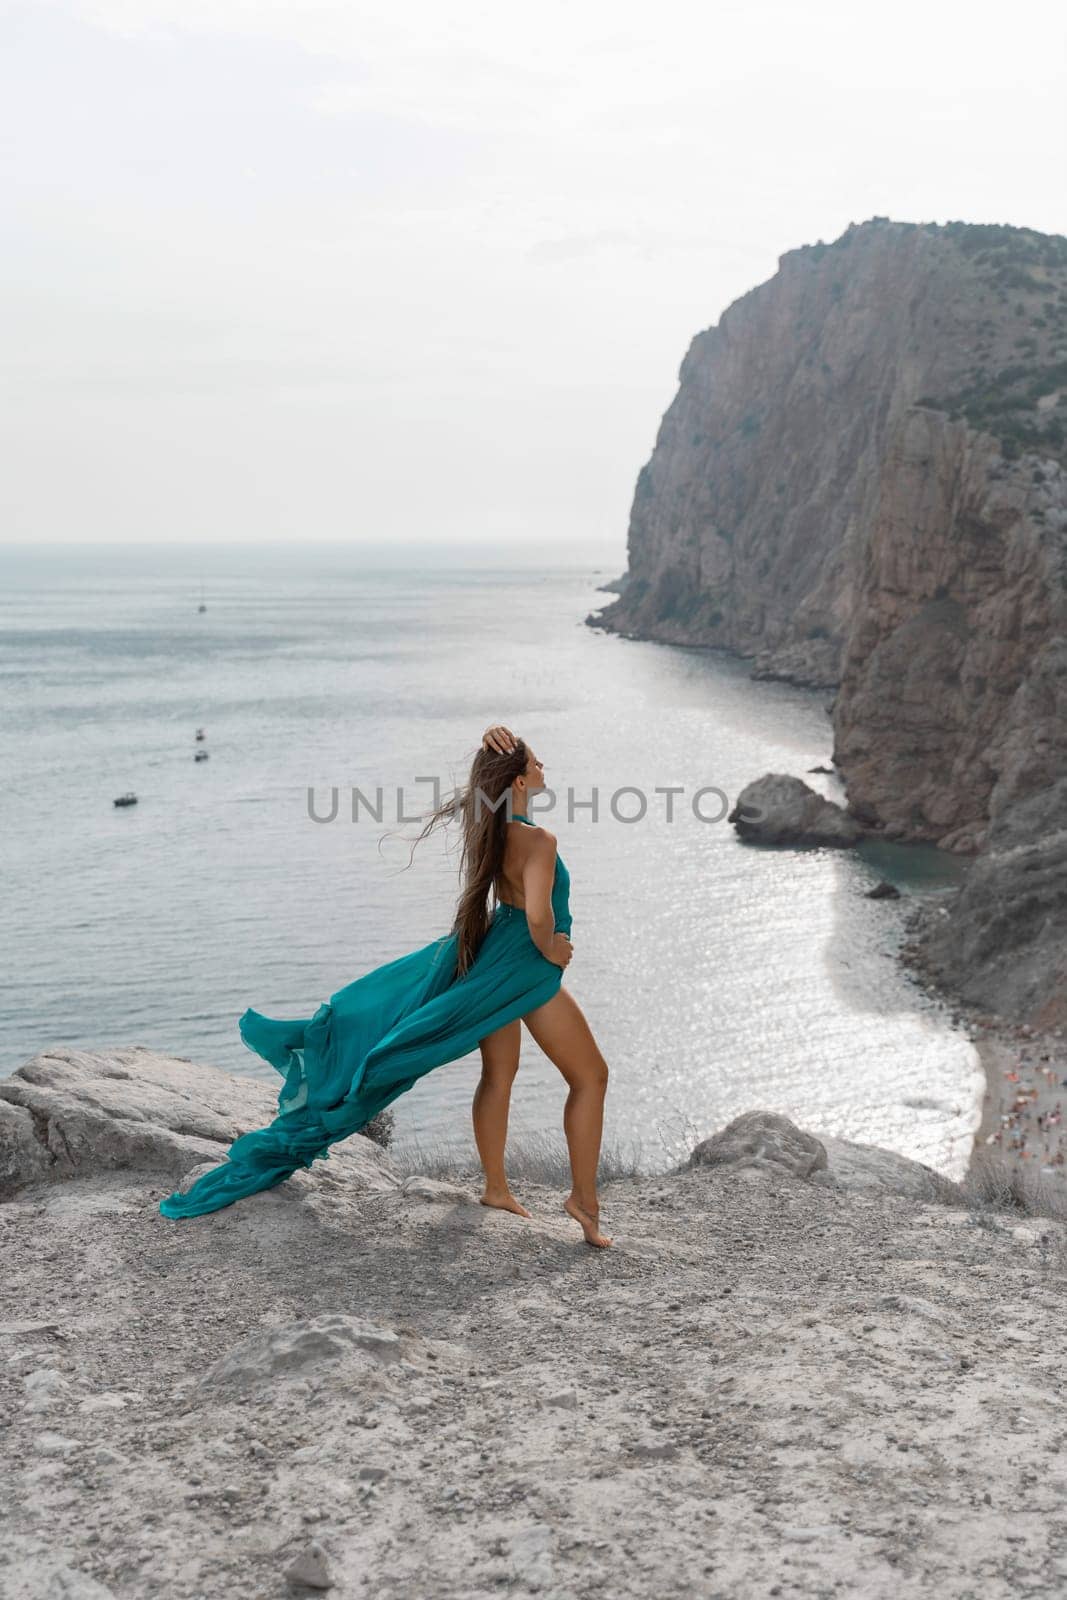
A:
[[158, 724, 613, 1247]]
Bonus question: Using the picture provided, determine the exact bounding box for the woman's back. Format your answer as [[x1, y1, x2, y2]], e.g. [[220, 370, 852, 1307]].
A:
[[494, 815, 555, 908], [494, 815, 571, 937]]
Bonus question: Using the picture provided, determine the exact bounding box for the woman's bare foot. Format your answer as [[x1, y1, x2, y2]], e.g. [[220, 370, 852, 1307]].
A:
[[480, 1187, 532, 1219], [563, 1193, 613, 1248]]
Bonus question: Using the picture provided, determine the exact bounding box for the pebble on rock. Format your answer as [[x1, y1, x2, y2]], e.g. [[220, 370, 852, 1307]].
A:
[[286, 1539, 335, 1590]]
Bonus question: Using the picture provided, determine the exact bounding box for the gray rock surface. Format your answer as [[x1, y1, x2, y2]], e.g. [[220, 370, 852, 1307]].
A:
[[0, 1047, 400, 1200], [813, 1132, 964, 1202], [728, 773, 864, 847], [689, 1109, 830, 1178], [905, 810, 1067, 1029], [0, 1551, 118, 1599], [690, 1110, 964, 1202], [1, 1054, 1062, 1599], [0, 1101, 55, 1195], [201, 1314, 409, 1390], [286, 1540, 334, 1590]]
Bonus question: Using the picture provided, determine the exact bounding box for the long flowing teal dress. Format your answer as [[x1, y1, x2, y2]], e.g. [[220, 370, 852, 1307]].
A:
[[158, 816, 571, 1218]]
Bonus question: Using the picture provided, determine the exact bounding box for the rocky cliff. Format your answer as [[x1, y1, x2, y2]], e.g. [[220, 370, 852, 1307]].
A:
[[4, 1048, 1067, 1599], [590, 218, 1067, 1025]]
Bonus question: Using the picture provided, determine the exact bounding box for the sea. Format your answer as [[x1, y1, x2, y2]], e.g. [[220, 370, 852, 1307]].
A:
[[0, 540, 984, 1179]]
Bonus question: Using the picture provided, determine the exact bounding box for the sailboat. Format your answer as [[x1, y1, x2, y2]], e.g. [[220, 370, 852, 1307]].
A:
[[197, 575, 207, 614]]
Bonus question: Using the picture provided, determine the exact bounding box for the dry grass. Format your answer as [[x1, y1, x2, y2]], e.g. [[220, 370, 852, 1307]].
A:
[[960, 1146, 1067, 1224], [960, 1154, 1067, 1283], [385, 1098, 705, 1186], [388, 1126, 652, 1186]]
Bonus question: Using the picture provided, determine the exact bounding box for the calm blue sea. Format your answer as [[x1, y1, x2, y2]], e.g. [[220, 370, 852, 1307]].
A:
[[0, 541, 982, 1176]]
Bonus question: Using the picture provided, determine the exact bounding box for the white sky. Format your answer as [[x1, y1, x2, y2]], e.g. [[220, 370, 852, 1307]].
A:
[[2, 0, 1065, 546]]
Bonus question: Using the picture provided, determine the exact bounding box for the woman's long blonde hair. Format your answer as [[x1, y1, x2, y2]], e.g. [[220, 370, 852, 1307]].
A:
[[405, 738, 532, 975]]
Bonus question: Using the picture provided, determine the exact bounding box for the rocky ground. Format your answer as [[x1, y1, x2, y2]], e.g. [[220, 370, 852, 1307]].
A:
[[4, 1050, 1067, 1599]]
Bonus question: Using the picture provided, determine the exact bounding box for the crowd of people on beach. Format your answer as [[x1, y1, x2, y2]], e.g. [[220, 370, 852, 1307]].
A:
[[986, 1050, 1067, 1173]]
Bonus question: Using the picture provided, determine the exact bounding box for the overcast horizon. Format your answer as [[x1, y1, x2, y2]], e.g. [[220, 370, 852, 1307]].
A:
[[3, 0, 1065, 547]]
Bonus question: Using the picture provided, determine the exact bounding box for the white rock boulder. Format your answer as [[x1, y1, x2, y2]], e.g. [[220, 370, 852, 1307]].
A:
[[689, 1109, 964, 1201], [0, 1047, 400, 1199]]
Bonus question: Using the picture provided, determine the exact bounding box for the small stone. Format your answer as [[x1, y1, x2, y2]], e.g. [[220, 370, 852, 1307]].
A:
[[287, 1540, 334, 1590], [631, 1439, 678, 1460], [94, 1446, 128, 1466], [79, 1393, 128, 1414], [23, 1367, 70, 1411], [36, 1430, 81, 1456], [544, 1389, 577, 1410]]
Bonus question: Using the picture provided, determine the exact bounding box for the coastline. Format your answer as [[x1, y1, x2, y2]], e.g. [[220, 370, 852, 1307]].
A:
[[893, 897, 1066, 1192], [966, 1018, 1067, 1184]]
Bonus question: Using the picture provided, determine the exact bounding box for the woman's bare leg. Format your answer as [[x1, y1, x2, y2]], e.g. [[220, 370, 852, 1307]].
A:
[[473, 1018, 530, 1218], [522, 988, 612, 1247]]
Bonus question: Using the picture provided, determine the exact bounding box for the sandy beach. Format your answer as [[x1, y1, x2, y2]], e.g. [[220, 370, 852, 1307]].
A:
[[898, 904, 1067, 1192], [966, 1016, 1067, 1185]]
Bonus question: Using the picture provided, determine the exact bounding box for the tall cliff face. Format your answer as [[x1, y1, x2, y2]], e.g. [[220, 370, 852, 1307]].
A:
[[592, 218, 1067, 1025], [833, 413, 1067, 851]]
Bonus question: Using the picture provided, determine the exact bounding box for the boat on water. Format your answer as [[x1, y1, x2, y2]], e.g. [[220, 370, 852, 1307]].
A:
[[195, 727, 205, 741], [194, 750, 210, 763], [113, 793, 138, 808]]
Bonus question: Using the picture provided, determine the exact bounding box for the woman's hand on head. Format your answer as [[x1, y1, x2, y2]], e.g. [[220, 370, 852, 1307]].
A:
[[482, 724, 517, 755]]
